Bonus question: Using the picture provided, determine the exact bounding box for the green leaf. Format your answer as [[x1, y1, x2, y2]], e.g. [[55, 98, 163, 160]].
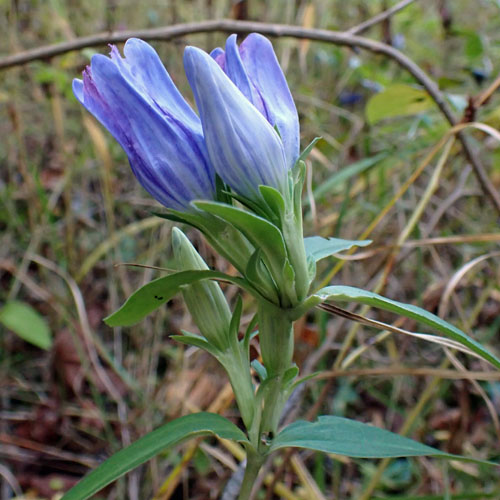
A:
[[61, 412, 249, 500], [304, 236, 372, 263], [271, 416, 495, 465], [155, 209, 255, 276], [313, 285, 500, 370], [194, 201, 293, 295], [171, 332, 219, 357], [283, 364, 299, 386], [0, 301, 52, 350], [457, 29, 484, 60], [312, 153, 388, 200], [194, 202, 287, 265], [104, 270, 250, 327], [259, 185, 286, 220], [366, 84, 436, 125]]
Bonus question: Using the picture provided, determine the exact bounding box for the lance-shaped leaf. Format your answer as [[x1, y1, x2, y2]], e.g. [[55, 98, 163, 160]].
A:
[[309, 285, 500, 370], [105, 270, 251, 327], [270, 416, 496, 465], [304, 236, 372, 263], [0, 301, 52, 350], [61, 412, 250, 500], [194, 201, 296, 302]]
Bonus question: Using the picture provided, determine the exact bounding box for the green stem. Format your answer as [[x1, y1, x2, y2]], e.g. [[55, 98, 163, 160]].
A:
[[256, 300, 295, 437], [238, 449, 265, 500]]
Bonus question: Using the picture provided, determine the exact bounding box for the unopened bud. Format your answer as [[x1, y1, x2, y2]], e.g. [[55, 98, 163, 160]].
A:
[[172, 228, 232, 351]]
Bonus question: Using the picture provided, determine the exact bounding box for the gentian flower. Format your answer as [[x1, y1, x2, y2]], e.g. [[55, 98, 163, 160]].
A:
[[74, 34, 299, 209], [72, 38, 215, 211], [211, 34, 300, 171], [184, 46, 290, 201]]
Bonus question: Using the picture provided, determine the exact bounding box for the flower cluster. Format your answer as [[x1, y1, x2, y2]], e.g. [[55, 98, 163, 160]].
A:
[[73, 34, 299, 209]]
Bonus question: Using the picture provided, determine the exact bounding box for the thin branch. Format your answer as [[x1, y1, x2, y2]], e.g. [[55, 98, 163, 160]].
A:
[[347, 0, 418, 35], [2, 18, 499, 213]]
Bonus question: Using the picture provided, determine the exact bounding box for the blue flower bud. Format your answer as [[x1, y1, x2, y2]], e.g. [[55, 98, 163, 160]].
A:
[[73, 39, 215, 211], [184, 45, 289, 202], [211, 34, 300, 170]]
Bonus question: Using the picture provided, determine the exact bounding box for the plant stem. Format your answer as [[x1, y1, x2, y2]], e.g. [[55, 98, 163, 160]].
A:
[[238, 450, 265, 500]]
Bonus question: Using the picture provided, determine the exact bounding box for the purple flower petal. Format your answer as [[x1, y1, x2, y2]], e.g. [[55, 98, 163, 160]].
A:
[[235, 33, 299, 168], [73, 43, 215, 210], [184, 46, 288, 201]]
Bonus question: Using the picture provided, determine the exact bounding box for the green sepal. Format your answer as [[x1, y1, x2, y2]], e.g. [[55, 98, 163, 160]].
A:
[[304, 236, 372, 263], [259, 185, 286, 222], [215, 174, 233, 205], [245, 248, 278, 303], [243, 315, 259, 355], [172, 228, 233, 351], [291, 160, 306, 222], [229, 295, 243, 344], [104, 270, 252, 327]]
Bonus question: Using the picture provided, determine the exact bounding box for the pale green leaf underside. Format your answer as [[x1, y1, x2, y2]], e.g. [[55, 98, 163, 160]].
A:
[[271, 416, 495, 465], [61, 413, 249, 500], [314, 285, 500, 370], [0, 301, 52, 350], [304, 236, 371, 262], [105, 270, 249, 327]]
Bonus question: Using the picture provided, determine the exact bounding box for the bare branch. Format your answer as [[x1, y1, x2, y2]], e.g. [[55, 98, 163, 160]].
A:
[[347, 0, 418, 35], [2, 18, 499, 213]]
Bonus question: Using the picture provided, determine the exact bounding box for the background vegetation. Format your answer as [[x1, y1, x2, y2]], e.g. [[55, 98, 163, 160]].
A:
[[1, 0, 500, 498]]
